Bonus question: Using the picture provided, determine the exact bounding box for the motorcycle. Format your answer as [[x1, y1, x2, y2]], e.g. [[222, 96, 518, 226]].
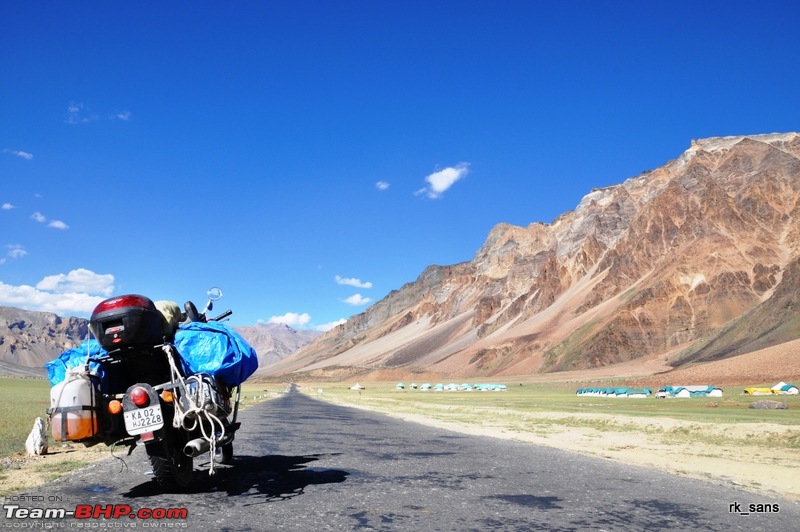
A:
[[47, 287, 253, 491]]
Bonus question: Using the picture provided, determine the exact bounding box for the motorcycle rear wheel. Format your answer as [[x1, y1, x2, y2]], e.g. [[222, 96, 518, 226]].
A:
[[146, 427, 193, 491]]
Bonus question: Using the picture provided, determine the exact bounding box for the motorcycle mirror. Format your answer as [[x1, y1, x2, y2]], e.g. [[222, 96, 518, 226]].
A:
[[207, 287, 223, 301]]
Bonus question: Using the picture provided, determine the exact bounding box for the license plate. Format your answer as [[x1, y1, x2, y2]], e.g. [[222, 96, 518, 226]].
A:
[[123, 405, 164, 435]]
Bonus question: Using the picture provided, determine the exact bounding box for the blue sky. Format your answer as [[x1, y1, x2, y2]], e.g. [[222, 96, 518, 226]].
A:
[[1, 1, 799, 330]]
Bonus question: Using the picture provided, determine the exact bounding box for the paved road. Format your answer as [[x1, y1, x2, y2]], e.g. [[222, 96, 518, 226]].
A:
[[3, 388, 798, 531]]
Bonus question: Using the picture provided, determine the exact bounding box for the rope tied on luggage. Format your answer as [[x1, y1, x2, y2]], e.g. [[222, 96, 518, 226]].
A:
[[163, 345, 226, 476]]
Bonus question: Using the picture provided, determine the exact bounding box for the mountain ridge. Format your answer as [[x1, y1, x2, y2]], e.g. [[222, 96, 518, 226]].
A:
[[0, 306, 318, 377], [263, 132, 800, 381]]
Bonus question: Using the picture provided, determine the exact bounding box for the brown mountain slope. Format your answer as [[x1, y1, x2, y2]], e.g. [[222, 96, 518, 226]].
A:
[[263, 133, 800, 380], [0, 307, 89, 376]]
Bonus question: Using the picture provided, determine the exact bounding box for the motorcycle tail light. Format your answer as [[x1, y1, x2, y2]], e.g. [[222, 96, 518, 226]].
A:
[[161, 390, 174, 403], [107, 399, 123, 415], [130, 387, 150, 407], [92, 295, 154, 314]]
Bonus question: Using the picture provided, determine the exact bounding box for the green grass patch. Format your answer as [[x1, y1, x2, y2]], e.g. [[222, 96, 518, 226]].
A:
[[0, 378, 51, 459]]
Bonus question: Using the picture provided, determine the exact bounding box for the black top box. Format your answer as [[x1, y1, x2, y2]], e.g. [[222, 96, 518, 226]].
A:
[[90, 295, 165, 351]]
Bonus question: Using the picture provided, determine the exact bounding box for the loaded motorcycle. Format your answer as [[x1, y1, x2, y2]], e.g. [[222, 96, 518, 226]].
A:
[[47, 288, 257, 491]]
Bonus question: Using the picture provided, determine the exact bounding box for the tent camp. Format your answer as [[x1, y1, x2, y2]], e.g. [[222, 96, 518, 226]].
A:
[[658, 385, 723, 398], [743, 387, 774, 395], [576, 387, 651, 398], [772, 382, 799, 395]]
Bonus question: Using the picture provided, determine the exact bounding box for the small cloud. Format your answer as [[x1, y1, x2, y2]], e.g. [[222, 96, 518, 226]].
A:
[[268, 312, 311, 328], [48, 220, 69, 230], [35, 268, 115, 297], [2, 203, 14, 210], [66, 102, 98, 124], [3, 149, 33, 160], [375, 181, 390, 191], [335, 275, 373, 289], [315, 318, 347, 332], [31, 212, 68, 229], [115, 111, 132, 121], [418, 162, 470, 199], [343, 293, 371, 306], [6, 244, 27, 260]]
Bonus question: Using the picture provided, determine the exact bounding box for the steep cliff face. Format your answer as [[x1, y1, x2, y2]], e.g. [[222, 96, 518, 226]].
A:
[[265, 133, 800, 379]]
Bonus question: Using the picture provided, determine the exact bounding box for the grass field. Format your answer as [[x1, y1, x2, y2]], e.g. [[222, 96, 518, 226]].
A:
[[312, 381, 800, 423], [0, 378, 52, 458], [308, 381, 800, 449]]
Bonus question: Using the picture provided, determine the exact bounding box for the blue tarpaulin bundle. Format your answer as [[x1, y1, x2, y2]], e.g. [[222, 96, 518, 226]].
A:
[[174, 321, 259, 387], [45, 339, 106, 386], [46, 322, 258, 389]]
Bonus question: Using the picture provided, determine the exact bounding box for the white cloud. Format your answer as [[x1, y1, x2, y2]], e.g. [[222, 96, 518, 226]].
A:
[[30, 212, 69, 229], [335, 275, 373, 289], [35, 268, 115, 297], [0, 281, 107, 315], [3, 149, 33, 160], [315, 318, 347, 332], [2, 203, 14, 210], [343, 293, 371, 306], [48, 220, 69, 230], [418, 162, 470, 199], [0, 268, 115, 315], [268, 312, 311, 328], [375, 181, 390, 191], [66, 102, 98, 124], [6, 244, 27, 260], [115, 111, 132, 121]]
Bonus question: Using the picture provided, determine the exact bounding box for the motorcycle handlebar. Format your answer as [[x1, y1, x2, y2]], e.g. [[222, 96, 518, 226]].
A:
[[210, 309, 233, 322]]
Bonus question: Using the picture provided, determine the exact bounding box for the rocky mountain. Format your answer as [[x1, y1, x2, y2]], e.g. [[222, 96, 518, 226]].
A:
[[232, 323, 320, 369], [0, 306, 318, 377], [0, 307, 89, 377], [263, 133, 800, 381]]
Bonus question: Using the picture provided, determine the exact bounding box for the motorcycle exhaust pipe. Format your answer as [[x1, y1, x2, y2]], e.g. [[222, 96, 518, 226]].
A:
[[183, 438, 210, 457]]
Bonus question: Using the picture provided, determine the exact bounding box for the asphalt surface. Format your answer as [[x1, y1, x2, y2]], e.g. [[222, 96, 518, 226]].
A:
[[2, 387, 798, 531]]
